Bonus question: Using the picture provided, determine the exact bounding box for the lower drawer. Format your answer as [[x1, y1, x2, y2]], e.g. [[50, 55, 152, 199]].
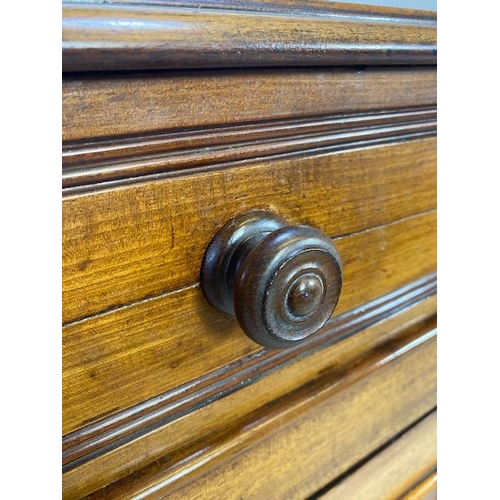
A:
[[157, 321, 437, 500], [319, 412, 437, 499], [63, 290, 436, 499]]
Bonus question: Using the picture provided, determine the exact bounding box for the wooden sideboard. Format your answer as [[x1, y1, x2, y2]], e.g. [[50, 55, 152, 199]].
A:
[[62, 1, 437, 498]]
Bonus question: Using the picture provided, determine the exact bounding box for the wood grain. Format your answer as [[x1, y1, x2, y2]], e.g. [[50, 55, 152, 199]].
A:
[[62, 3, 438, 498], [62, 292, 436, 499], [402, 472, 437, 500], [65, 0, 437, 21], [318, 412, 436, 499], [62, 68, 436, 143], [62, 138, 436, 323], [63, 109, 436, 190], [84, 320, 436, 499], [63, 273, 435, 466], [63, 210, 436, 435], [62, 3, 436, 72], [63, 108, 436, 170]]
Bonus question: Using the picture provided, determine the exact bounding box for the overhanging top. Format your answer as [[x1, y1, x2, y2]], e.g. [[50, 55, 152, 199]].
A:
[[62, 0, 437, 72]]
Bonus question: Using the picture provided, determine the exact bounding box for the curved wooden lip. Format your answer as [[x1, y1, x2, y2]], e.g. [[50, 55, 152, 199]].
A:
[[62, 107, 437, 192], [65, 0, 437, 21], [62, 1, 437, 72]]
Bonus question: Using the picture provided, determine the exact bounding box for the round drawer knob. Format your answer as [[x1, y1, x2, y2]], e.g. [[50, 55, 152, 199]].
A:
[[201, 211, 343, 349]]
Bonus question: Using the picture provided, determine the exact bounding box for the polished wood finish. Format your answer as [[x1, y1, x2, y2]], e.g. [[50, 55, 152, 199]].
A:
[[85, 320, 436, 499], [62, 2, 436, 72], [62, 1, 436, 497], [62, 107, 436, 189], [319, 412, 436, 499], [63, 212, 436, 435], [201, 210, 343, 348], [63, 275, 435, 460], [62, 68, 436, 144], [63, 290, 436, 499], [62, 138, 436, 324], [65, 0, 437, 19], [64, 304, 436, 499]]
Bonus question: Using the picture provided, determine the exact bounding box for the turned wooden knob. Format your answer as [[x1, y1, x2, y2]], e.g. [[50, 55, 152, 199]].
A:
[[201, 211, 343, 349]]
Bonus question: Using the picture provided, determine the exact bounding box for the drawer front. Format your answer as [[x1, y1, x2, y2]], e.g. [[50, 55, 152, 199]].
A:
[[63, 140, 436, 435], [63, 295, 437, 499], [62, 138, 436, 324], [63, 212, 436, 434], [63, 148, 436, 496], [319, 412, 437, 499]]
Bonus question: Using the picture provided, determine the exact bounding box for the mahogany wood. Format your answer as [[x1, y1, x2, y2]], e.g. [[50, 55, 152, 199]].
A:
[[201, 210, 343, 348], [62, 3, 436, 72], [63, 211, 436, 435], [65, 0, 437, 20], [318, 412, 437, 499], [62, 138, 436, 324], [62, 68, 436, 143], [62, 2, 437, 497], [63, 108, 436, 189], [63, 275, 435, 460], [62, 291, 436, 499], [82, 320, 436, 499]]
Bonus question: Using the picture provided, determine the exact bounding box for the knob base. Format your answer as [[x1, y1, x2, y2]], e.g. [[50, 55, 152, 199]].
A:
[[201, 211, 287, 316]]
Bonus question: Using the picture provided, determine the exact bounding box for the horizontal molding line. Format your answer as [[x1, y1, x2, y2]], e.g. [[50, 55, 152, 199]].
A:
[[63, 130, 436, 195], [62, 272, 436, 472], [62, 107, 436, 161], [130, 328, 437, 499], [62, 3, 436, 72], [62, 113, 436, 194]]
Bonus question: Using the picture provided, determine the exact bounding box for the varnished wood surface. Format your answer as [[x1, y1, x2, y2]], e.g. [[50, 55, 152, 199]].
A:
[[63, 209, 436, 435], [62, 2, 436, 72], [62, 2, 438, 497], [63, 273, 435, 465], [62, 290, 436, 499], [82, 318, 436, 499], [318, 412, 436, 499], [401, 472, 437, 500], [65, 0, 437, 20], [62, 68, 436, 143], [62, 138, 436, 324], [63, 107, 436, 171], [63, 108, 436, 190]]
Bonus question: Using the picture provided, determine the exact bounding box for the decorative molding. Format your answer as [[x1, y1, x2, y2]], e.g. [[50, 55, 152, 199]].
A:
[[63, 107, 436, 191], [63, 272, 436, 472], [65, 0, 437, 22], [62, 2, 436, 72]]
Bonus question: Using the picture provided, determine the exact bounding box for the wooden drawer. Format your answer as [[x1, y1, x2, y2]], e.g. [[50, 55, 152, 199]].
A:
[[62, 2, 437, 498], [62, 139, 436, 434], [62, 87, 436, 325], [63, 297, 437, 499], [318, 412, 437, 499]]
